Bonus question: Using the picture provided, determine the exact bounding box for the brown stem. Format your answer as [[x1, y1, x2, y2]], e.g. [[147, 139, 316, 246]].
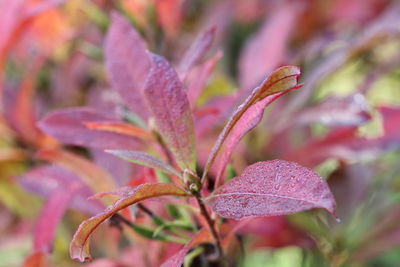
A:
[[194, 191, 224, 261]]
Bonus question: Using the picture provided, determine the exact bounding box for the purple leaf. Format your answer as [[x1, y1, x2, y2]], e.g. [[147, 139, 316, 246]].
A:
[[178, 26, 216, 80], [143, 54, 196, 171], [106, 150, 181, 178], [206, 160, 336, 220], [37, 107, 142, 149], [104, 12, 151, 119]]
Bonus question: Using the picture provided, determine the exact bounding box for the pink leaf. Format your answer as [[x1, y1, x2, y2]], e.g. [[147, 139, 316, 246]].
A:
[[18, 165, 103, 215], [104, 12, 151, 119], [143, 54, 196, 171], [70, 183, 190, 262], [201, 66, 301, 181], [215, 88, 301, 187], [238, 3, 300, 90], [34, 186, 77, 253], [179, 26, 216, 79], [206, 160, 336, 220], [160, 228, 213, 267], [106, 150, 181, 178], [187, 50, 223, 105], [37, 107, 141, 149]]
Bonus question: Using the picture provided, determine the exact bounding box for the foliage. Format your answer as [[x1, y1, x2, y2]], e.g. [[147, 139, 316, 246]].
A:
[[1, 0, 400, 266]]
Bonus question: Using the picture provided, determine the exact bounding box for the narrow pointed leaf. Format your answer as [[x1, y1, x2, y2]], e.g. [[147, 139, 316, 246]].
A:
[[179, 26, 216, 79], [104, 12, 151, 119], [34, 187, 77, 253], [83, 121, 153, 141], [215, 89, 300, 187], [143, 54, 196, 171], [206, 160, 336, 220], [106, 150, 181, 178], [160, 228, 213, 267], [70, 183, 190, 262], [202, 66, 301, 180], [38, 108, 141, 149]]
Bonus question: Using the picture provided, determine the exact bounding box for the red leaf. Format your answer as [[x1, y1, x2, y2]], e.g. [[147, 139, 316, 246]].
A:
[[202, 66, 301, 181], [155, 0, 183, 39], [70, 183, 190, 262], [106, 150, 181, 178], [179, 27, 216, 79], [38, 107, 141, 149], [23, 252, 46, 267], [160, 228, 213, 267], [215, 88, 300, 188], [206, 160, 336, 220], [104, 12, 151, 119], [143, 54, 196, 171]]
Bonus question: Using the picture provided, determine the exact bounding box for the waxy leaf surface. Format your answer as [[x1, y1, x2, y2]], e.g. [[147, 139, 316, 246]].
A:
[[106, 150, 181, 178], [104, 12, 151, 119], [206, 160, 336, 220], [70, 183, 189, 262], [38, 108, 141, 149], [143, 54, 196, 171]]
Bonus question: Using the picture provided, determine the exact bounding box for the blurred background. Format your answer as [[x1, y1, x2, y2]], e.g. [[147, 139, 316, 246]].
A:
[[1, 0, 400, 266]]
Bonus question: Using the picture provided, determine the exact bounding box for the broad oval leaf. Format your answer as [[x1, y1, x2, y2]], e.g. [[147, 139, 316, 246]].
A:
[[104, 12, 151, 119], [70, 183, 190, 262], [143, 54, 196, 171], [206, 160, 336, 220], [105, 150, 181, 178]]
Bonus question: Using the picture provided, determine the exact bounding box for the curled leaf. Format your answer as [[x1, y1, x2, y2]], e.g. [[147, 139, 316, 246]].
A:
[[206, 160, 336, 220], [143, 54, 196, 171], [70, 183, 190, 262]]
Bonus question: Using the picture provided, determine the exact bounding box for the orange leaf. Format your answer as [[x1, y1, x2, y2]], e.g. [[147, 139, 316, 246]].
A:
[[70, 183, 190, 262], [83, 121, 153, 141]]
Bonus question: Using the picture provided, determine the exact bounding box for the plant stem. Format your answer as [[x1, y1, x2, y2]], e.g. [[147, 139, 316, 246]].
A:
[[193, 192, 224, 260]]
